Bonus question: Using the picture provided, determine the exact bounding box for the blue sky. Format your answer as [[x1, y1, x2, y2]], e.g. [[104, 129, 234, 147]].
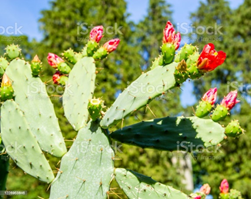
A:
[[0, 0, 244, 106]]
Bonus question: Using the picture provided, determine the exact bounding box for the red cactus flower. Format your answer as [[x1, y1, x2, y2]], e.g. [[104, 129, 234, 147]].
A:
[[202, 88, 217, 105], [193, 196, 201, 199], [103, 39, 120, 53], [89, 26, 103, 43], [220, 179, 229, 194], [197, 43, 226, 71], [221, 90, 240, 110], [47, 53, 64, 68], [200, 184, 211, 195], [162, 21, 181, 50], [52, 71, 61, 84]]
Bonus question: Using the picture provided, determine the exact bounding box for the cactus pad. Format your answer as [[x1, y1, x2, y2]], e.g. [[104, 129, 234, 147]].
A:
[[63, 57, 96, 130], [6, 59, 66, 157], [100, 63, 178, 129], [115, 168, 189, 199], [110, 116, 225, 151], [50, 121, 114, 199], [1, 100, 54, 183]]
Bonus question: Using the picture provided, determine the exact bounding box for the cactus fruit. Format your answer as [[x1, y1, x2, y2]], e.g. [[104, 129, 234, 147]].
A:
[[31, 55, 42, 77], [100, 62, 178, 129], [211, 104, 229, 122], [0, 74, 14, 101], [0, 57, 9, 77], [47, 53, 64, 69], [196, 88, 217, 118], [115, 168, 189, 199], [50, 121, 114, 199], [58, 62, 71, 74], [174, 59, 188, 84], [63, 57, 96, 130], [5, 44, 21, 60], [93, 47, 108, 60], [175, 44, 198, 62], [86, 40, 99, 56], [6, 59, 67, 157], [150, 55, 163, 70], [225, 120, 243, 137], [62, 49, 77, 64], [93, 39, 120, 60], [110, 116, 225, 151], [1, 100, 54, 183], [88, 98, 104, 121], [161, 43, 175, 65]]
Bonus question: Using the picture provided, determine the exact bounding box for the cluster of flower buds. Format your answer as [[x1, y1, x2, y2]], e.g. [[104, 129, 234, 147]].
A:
[[190, 183, 211, 199], [219, 179, 242, 199]]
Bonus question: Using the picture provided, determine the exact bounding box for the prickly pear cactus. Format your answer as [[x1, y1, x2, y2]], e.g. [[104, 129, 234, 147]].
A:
[[115, 168, 189, 199], [63, 57, 96, 130], [1, 100, 54, 183], [110, 116, 225, 151], [6, 59, 66, 157], [50, 121, 114, 199]]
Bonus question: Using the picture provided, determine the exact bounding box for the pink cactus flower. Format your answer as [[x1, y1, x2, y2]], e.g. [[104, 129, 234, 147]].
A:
[[103, 39, 120, 53], [220, 91, 240, 110], [202, 88, 217, 105], [220, 179, 229, 194], [89, 26, 103, 43], [47, 53, 64, 68], [200, 183, 211, 195], [162, 21, 181, 50]]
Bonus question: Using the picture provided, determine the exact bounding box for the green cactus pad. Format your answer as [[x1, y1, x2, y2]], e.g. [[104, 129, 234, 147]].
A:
[[50, 121, 114, 199], [110, 116, 225, 151], [212, 104, 229, 122], [86, 40, 99, 56], [1, 100, 54, 183], [115, 168, 189, 199], [58, 62, 71, 74], [63, 57, 96, 131], [6, 59, 66, 157], [161, 43, 175, 65], [0, 85, 14, 101], [5, 44, 21, 60], [100, 63, 178, 129], [225, 120, 243, 137], [195, 101, 213, 118]]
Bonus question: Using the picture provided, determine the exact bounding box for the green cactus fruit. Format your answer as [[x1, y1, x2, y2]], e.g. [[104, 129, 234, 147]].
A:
[[74, 53, 83, 62], [5, 44, 21, 59], [30, 55, 42, 77], [220, 193, 230, 199], [115, 168, 189, 199], [151, 55, 163, 70], [58, 76, 68, 86], [212, 104, 229, 122], [174, 60, 188, 84], [161, 43, 175, 65], [58, 62, 71, 74], [178, 44, 198, 62], [229, 189, 243, 199], [88, 98, 104, 121], [62, 49, 77, 64], [225, 120, 243, 137], [0, 57, 9, 77], [86, 40, 99, 56], [195, 101, 212, 118], [0, 74, 14, 101], [110, 116, 225, 151], [186, 52, 202, 79], [93, 47, 108, 60]]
